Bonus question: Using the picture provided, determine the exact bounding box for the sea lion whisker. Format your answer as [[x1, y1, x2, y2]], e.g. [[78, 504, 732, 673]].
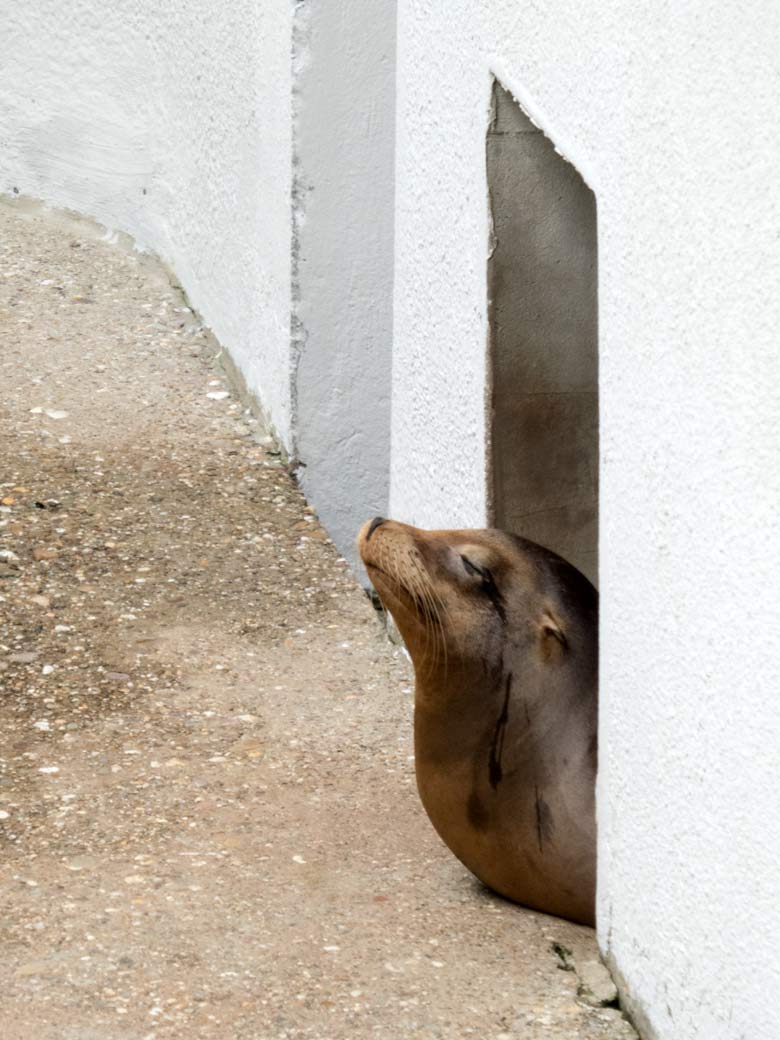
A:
[[421, 578, 448, 675], [406, 562, 438, 675], [430, 584, 453, 670], [408, 560, 446, 680], [369, 536, 454, 676], [402, 557, 449, 676], [412, 559, 447, 676], [379, 547, 436, 668], [425, 586, 450, 677]]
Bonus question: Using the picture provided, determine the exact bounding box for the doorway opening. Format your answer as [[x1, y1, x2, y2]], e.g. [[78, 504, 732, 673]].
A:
[[487, 81, 598, 585]]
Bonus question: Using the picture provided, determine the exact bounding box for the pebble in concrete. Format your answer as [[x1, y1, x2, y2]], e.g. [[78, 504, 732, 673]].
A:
[[578, 960, 620, 1008]]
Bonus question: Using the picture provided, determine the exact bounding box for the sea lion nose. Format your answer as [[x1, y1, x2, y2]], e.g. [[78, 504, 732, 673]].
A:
[[366, 516, 386, 541]]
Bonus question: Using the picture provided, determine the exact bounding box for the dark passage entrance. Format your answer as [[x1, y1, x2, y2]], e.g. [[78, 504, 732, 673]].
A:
[[487, 82, 598, 584]]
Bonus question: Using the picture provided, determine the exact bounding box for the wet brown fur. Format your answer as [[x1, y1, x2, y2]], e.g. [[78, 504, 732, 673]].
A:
[[358, 519, 598, 926]]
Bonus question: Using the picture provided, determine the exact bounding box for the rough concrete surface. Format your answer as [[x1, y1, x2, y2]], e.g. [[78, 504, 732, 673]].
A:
[[0, 200, 636, 1040]]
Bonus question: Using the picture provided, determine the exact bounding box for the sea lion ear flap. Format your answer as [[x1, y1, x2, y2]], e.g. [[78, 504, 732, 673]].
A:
[[538, 611, 568, 663]]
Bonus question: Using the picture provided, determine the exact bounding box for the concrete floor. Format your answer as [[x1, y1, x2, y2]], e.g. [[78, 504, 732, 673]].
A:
[[0, 200, 637, 1040]]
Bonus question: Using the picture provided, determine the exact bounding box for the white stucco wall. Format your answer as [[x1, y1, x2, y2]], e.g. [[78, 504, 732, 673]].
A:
[[293, 0, 396, 575], [1, 0, 294, 445], [4, 2, 780, 1031], [393, 3, 780, 1038]]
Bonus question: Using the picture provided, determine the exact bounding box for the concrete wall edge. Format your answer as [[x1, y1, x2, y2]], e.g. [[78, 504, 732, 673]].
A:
[[488, 59, 601, 195]]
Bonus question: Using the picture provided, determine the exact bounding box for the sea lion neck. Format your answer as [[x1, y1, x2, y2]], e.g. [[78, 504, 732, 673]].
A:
[[413, 653, 509, 731], [413, 667, 507, 766], [412, 654, 503, 709]]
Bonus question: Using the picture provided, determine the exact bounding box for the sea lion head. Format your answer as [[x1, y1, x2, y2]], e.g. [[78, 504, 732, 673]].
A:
[[357, 517, 596, 689]]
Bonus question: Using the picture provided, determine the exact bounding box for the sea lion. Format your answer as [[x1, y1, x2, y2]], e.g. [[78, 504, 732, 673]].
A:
[[358, 517, 598, 926]]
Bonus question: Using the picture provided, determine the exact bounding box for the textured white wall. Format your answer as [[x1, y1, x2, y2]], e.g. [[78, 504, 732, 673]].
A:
[[293, 0, 396, 576], [393, 3, 780, 1038], [0, 0, 294, 446]]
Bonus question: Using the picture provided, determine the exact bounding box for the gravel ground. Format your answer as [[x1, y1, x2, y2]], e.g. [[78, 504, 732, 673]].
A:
[[0, 199, 636, 1040]]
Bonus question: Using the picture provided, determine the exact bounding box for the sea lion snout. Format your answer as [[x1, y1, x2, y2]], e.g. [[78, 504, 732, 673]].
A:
[[357, 515, 386, 551], [357, 516, 414, 567], [358, 516, 445, 584], [366, 516, 386, 541]]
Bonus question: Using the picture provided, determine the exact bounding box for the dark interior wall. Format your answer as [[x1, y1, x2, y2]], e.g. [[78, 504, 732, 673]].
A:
[[487, 82, 598, 584]]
